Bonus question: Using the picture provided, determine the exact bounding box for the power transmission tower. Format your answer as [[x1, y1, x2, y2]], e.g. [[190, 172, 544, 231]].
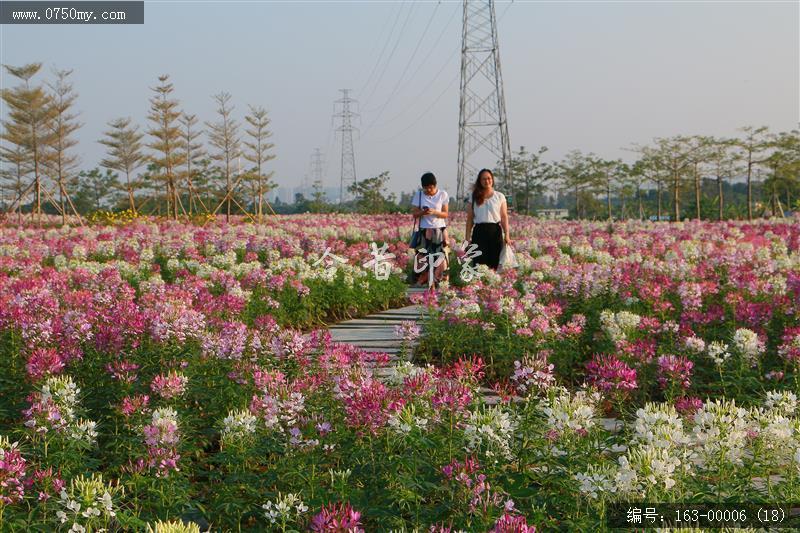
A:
[[456, 0, 512, 202], [310, 148, 324, 186], [333, 89, 358, 204], [310, 148, 326, 204]]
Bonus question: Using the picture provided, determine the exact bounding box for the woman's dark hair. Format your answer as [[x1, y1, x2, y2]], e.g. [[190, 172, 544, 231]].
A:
[[471, 168, 493, 205], [420, 172, 437, 187]]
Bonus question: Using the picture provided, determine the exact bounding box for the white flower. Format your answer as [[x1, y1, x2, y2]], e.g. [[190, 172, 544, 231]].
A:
[[221, 409, 258, 442], [691, 399, 752, 468], [575, 465, 616, 499], [707, 341, 731, 366], [600, 310, 640, 343], [464, 405, 517, 461], [732, 328, 765, 365], [765, 390, 798, 416], [540, 387, 600, 435], [633, 403, 689, 449], [262, 492, 307, 524], [683, 336, 706, 353]]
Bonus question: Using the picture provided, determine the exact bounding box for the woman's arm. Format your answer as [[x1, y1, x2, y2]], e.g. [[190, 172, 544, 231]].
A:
[[429, 203, 449, 219], [500, 196, 511, 244], [465, 202, 474, 241]]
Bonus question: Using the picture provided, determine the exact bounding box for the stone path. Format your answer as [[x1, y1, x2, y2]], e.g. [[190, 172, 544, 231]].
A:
[[324, 288, 625, 422], [327, 287, 507, 403], [327, 287, 425, 379]]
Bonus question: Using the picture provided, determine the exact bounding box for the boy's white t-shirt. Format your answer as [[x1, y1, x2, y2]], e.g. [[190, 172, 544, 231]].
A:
[[411, 189, 449, 229]]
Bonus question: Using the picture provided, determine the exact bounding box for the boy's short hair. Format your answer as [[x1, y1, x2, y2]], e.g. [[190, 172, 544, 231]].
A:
[[420, 172, 437, 187]]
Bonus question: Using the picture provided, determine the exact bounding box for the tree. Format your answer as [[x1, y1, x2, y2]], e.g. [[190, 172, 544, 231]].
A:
[[705, 137, 739, 221], [736, 126, 771, 220], [206, 92, 241, 221], [100, 117, 146, 213], [42, 67, 83, 225], [763, 130, 800, 216], [1, 63, 56, 226], [0, 144, 32, 223], [146, 74, 185, 219], [178, 113, 206, 215], [557, 150, 597, 219], [243, 105, 276, 221], [508, 145, 550, 214], [649, 136, 702, 222], [73, 168, 120, 213], [590, 157, 626, 221], [347, 171, 396, 214]]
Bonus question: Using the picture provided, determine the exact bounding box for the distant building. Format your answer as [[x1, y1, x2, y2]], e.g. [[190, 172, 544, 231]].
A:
[[537, 208, 569, 220]]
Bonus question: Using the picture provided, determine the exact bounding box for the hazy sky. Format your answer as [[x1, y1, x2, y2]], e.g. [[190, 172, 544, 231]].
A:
[[2, 0, 798, 197]]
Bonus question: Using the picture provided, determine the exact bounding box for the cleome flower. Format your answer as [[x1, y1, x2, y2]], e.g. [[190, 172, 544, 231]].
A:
[[691, 398, 753, 468], [262, 492, 308, 526], [575, 464, 617, 500], [0, 435, 27, 505], [146, 519, 201, 533], [55, 473, 120, 533], [464, 405, 517, 461], [732, 328, 765, 366], [221, 408, 258, 444], [632, 403, 690, 449], [539, 387, 601, 439]]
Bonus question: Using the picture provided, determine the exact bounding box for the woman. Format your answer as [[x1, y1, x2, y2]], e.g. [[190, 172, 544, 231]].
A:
[[465, 168, 510, 270], [410, 172, 450, 286]]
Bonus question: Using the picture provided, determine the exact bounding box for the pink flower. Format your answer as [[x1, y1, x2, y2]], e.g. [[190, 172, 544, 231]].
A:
[[119, 394, 150, 418], [25, 348, 64, 381], [656, 355, 693, 390], [393, 320, 421, 343], [778, 327, 800, 366], [491, 513, 537, 533], [431, 380, 473, 414], [342, 379, 403, 435], [585, 354, 637, 393], [449, 356, 485, 385], [0, 441, 27, 505], [150, 370, 188, 400], [309, 502, 364, 532], [674, 396, 703, 417], [106, 359, 140, 384]]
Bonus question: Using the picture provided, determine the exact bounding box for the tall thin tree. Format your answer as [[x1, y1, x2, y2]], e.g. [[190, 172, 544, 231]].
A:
[[0, 144, 32, 223], [99, 117, 146, 213], [1, 63, 56, 226], [44, 67, 82, 225], [178, 113, 206, 215], [206, 92, 240, 221], [243, 105, 275, 222], [146, 74, 185, 219], [737, 126, 771, 220]]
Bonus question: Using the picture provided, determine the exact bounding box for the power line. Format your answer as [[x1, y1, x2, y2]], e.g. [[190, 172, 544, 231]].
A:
[[353, 2, 407, 95], [373, 69, 461, 144], [362, 1, 442, 116], [361, 2, 444, 136], [359, 2, 418, 112], [369, 1, 513, 140]]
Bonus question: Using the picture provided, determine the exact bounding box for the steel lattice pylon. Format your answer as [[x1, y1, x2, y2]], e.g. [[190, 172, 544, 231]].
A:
[[456, 0, 512, 203], [333, 89, 358, 204]]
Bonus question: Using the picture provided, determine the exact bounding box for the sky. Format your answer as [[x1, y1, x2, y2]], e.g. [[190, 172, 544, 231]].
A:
[[1, 0, 798, 199]]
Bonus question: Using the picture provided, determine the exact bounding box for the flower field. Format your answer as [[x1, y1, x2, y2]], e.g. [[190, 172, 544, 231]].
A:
[[1, 214, 799, 531]]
